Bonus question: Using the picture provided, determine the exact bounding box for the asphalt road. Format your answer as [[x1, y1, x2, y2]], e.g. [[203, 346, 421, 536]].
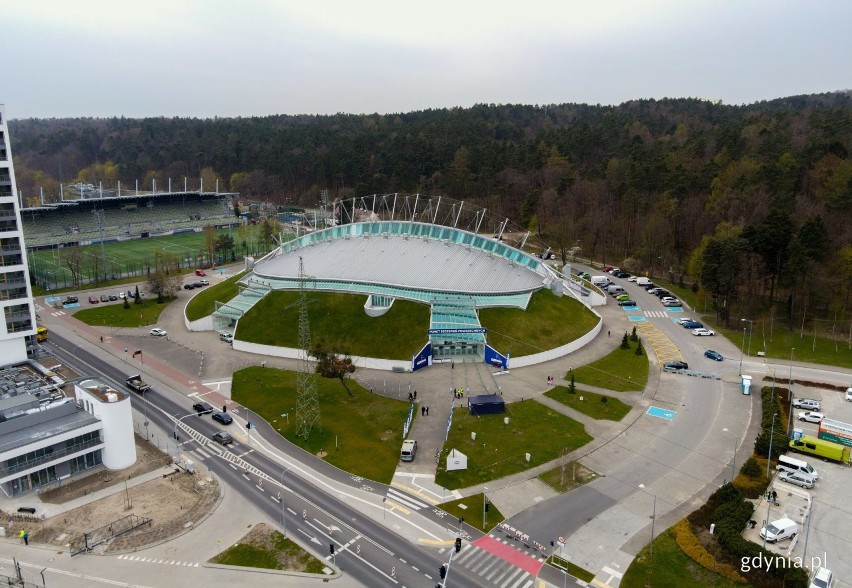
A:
[[45, 332, 502, 588]]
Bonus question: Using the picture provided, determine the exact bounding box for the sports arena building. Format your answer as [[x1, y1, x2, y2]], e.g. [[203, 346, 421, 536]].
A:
[[204, 194, 604, 370]]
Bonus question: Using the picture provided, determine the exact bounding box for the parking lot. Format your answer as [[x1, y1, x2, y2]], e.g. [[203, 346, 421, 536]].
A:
[[777, 383, 852, 585]]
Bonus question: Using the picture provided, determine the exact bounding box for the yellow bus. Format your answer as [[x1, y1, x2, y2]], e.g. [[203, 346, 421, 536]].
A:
[[36, 326, 48, 342]]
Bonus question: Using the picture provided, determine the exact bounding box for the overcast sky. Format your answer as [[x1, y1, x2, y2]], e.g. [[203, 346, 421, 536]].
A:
[[2, 0, 849, 119]]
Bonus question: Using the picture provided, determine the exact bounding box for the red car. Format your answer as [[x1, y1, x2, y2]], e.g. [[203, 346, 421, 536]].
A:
[[88, 296, 99, 304], [195, 269, 207, 276]]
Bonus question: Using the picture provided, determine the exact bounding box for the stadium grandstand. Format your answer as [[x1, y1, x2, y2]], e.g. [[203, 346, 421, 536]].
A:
[[210, 193, 604, 370], [20, 186, 236, 249]]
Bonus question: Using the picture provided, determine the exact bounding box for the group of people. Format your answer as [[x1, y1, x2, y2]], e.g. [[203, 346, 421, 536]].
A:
[[420, 406, 430, 416], [452, 387, 464, 399], [546, 376, 555, 386], [19, 529, 29, 545]]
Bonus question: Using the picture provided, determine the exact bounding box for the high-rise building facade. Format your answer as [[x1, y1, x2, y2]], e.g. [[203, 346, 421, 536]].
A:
[[0, 105, 37, 362]]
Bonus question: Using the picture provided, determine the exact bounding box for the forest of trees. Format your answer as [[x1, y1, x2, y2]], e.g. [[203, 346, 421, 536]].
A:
[[8, 93, 852, 332]]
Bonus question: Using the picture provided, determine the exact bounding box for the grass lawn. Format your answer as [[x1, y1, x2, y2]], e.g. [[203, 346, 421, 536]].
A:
[[544, 386, 631, 421], [621, 529, 745, 588], [706, 320, 852, 370], [185, 270, 247, 321], [434, 400, 592, 490], [74, 297, 174, 327], [569, 345, 649, 392], [437, 493, 505, 533], [538, 461, 599, 493], [211, 523, 325, 573], [232, 367, 411, 484], [237, 292, 430, 360], [479, 289, 600, 357]]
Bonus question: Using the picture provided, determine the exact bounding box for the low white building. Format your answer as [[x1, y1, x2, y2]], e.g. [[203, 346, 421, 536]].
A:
[[74, 378, 136, 470]]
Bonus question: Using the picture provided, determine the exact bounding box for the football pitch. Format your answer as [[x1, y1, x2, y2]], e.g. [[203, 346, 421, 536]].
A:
[[29, 227, 286, 289]]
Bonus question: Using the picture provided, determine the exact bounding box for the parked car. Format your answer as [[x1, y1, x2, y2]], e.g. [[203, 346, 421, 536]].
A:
[[211, 431, 233, 445], [195, 269, 207, 276], [681, 321, 704, 329], [647, 288, 662, 295], [809, 567, 833, 588], [797, 411, 824, 423], [192, 281, 206, 288], [655, 290, 673, 298], [662, 300, 682, 307], [845, 388, 852, 402], [127, 290, 137, 299], [184, 284, 195, 290], [676, 317, 694, 325], [193, 402, 214, 414], [100, 294, 110, 302], [660, 296, 677, 303], [664, 360, 689, 370], [118, 292, 126, 300], [197, 279, 209, 285], [150, 328, 167, 337], [643, 283, 657, 290], [778, 470, 815, 489], [692, 328, 716, 336], [219, 332, 234, 343], [615, 271, 630, 278], [792, 398, 821, 410], [212, 411, 233, 425], [616, 294, 631, 301], [63, 296, 78, 304], [110, 294, 119, 301], [618, 299, 637, 307], [704, 350, 723, 361], [627, 276, 637, 282], [88, 296, 99, 304]]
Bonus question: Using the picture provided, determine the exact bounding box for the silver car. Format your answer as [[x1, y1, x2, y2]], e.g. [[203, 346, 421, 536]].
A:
[[792, 398, 821, 411], [779, 471, 815, 489]]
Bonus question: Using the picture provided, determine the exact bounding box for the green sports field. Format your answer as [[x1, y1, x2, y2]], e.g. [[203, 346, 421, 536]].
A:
[[28, 227, 289, 289]]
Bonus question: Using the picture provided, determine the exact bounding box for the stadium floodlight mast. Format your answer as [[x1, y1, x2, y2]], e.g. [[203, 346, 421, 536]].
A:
[[94, 209, 108, 280]]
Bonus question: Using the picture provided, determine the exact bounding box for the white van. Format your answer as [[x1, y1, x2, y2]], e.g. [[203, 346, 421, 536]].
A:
[[759, 517, 798, 543], [777, 454, 819, 480], [400, 439, 417, 462], [636, 277, 651, 286], [607, 285, 625, 295], [591, 276, 610, 287]]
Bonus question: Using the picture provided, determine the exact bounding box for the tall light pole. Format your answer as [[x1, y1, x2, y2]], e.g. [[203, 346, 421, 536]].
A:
[[482, 487, 488, 530], [723, 428, 737, 483], [787, 348, 796, 437], [172, 413, 196, 460], [789, 347, 796, 400], [739, 326, 747, 376], [638, 484, 657, 557], [741, 318, 755, 357], [766, 413, 778, 479]]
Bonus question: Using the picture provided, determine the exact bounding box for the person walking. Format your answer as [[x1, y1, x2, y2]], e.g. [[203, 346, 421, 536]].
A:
[[421, 406, 425, 416], [426, 406, 429, 416], [19, 529, 25, 544], [23, 531, 29, 546]]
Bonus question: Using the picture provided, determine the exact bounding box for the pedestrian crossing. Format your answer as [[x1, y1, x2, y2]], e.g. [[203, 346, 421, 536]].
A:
[[384, 487, 430, 511], [643, 310, 670, 318], [116, 554, 200, 567], [451, 535, 542, 588]]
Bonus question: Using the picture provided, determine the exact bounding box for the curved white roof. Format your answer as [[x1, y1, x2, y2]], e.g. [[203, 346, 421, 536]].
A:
[[254, 233, 545, 295]]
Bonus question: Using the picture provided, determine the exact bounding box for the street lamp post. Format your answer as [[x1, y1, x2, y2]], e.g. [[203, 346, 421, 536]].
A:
[[172, 413, 196, 460], [739, 326, 747, 375], [482, 487, 488, 530], [766, 413, 778, 479], [787, 348, 796, 436], [741, 318, 755, 357], [638, 484, 657, 557]]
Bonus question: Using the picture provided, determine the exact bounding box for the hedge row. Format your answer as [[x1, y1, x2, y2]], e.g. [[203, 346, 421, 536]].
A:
[[754, 386, 791, 460], [671, 519, 748, 583]]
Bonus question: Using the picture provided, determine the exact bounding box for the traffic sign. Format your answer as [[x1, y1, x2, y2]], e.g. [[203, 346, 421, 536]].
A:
[[558, 536, 565, 544]]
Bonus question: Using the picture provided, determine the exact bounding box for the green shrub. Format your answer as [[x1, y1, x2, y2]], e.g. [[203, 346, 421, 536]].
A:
[[600, 395, 608, 403], [740, 457, 762, 478]]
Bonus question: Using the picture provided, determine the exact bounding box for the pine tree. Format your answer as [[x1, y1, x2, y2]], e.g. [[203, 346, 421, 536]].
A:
[[630, 326, 638, 342], [621, 332, 630, 349]]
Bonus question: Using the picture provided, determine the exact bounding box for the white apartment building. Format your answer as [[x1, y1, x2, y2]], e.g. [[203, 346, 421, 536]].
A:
[[0, 104, 38, 362]]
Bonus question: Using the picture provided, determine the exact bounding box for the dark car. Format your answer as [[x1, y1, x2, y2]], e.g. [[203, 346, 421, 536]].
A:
[[211, 431, 233, 445], [655, 290, 673, 298], [681, 321, 704, 329], [664, 360, 689, 370], [109, 294, 119, 301], [212, 412, 233, 425], [127, 290, 137, 298], [614, 271, 630, 278], [88, 296, 99, 304], [704, 350, 723, 361], [193, 402, 214, 414], [184, 284, 195, 290], [618, 299, 637, 306], [643, 283, 657, 290], [192, 281, 206, 288], [100, 294, 110, 302], [63, 296, 78, 304]]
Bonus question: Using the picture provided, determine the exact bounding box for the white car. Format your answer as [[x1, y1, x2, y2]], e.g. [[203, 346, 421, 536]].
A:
[[846, 388, 852, 402], [150, 328, 167, 337], [797, 411, 824, 423], [810, 567, 833, 588], [792, 398, 821, 410], [692, 328, 715, 336], [627, 276, 637, 282]]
